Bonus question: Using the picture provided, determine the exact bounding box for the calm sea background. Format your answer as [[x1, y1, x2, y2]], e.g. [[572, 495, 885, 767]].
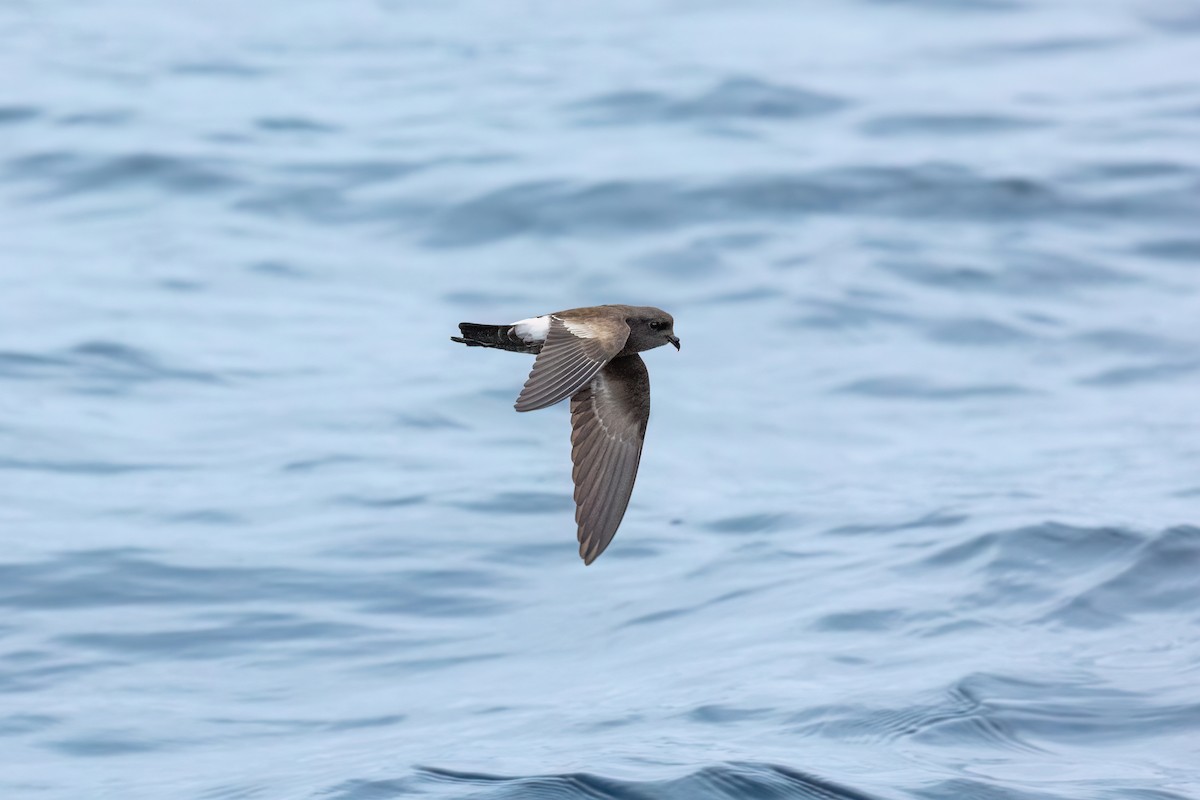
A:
[[2, 1, 1199, 798]]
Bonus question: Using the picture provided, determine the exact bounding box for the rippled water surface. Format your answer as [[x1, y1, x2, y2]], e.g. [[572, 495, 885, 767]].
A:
[[3, 1, 1200, 798]]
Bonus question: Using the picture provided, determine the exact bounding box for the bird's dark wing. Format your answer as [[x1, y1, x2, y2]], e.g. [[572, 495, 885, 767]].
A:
[[569, 354, 650, 564], [514, 315, 628, 412]]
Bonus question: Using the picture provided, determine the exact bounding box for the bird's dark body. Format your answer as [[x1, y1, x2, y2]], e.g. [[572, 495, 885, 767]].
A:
[[451, 304, 677, 564]]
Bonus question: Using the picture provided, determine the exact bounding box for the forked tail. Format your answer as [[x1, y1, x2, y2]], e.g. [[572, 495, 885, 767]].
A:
[[451, 323, 539, 353]]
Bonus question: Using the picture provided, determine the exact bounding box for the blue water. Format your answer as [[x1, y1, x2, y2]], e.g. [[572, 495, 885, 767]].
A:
[[3, 1, 1200, 797]]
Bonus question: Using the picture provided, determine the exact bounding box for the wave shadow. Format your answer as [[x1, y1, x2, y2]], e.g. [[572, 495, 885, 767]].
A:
[[327, 762, 885, 800]]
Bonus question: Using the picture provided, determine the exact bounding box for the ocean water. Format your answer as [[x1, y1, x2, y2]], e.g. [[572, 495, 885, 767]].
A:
[[2, 0, 1199, 797]]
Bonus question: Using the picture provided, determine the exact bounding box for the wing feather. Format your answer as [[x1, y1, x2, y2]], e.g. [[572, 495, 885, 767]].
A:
[[514, 316, 628, 412], [569, 354, 651, 564], [521, 358, 597, 405]]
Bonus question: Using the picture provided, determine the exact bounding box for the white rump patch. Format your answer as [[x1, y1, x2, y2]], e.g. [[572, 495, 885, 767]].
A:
[[512, 315, 550, 343]]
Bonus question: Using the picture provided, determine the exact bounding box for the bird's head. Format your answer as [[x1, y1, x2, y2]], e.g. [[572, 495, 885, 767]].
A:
[[628, 307, 680, 352]]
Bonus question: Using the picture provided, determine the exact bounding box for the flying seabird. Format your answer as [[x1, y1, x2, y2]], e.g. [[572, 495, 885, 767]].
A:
[[452, 304, 679, 564]]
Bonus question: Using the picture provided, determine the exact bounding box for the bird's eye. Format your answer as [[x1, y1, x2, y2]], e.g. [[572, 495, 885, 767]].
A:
[[649, 321, 662, 330]]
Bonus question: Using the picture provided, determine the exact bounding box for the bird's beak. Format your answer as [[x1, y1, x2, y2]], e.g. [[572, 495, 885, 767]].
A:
[[667, 335, 680, 351]]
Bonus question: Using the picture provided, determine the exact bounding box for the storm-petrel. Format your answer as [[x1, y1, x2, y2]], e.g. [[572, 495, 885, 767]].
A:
[[452, 305, 680, 564]]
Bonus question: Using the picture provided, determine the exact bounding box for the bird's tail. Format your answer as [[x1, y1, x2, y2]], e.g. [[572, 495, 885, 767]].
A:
[[451, 323, 538, 353]]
